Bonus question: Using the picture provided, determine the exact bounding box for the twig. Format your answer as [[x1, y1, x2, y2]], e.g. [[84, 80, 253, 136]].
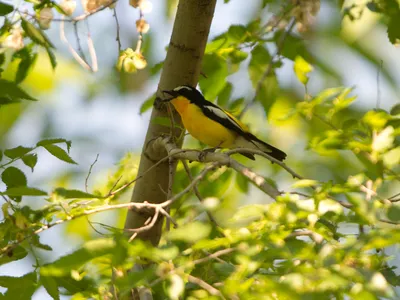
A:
[[113, 7, 121, 52], [239, 16, 296, 118], [182, 160, 220, 227], [85, 20, 98, 72], [191, 248, 235, 266], [60, 16, 92, 71], [166, 157, 175, 231], [287, 229, 324, 243], [187, 275, 225, 298], [85, 154, 99, 192], [225, 148, 303, 179]]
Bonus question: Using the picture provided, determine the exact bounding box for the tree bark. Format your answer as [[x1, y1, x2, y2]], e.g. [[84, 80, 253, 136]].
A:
[[124, 0, 217, 246]]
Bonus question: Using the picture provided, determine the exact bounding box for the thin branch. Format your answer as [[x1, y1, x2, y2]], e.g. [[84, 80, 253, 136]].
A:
[[113, 7, 121, 52], [85, 154, 99, 192], [239, 16, 296, 118], [187, 275, 225, 298], [182, 160, 220, 227], [191, 248, 235, 266]]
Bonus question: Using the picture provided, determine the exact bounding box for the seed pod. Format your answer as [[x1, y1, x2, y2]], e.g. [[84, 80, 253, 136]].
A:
[[60, 0, 77, 16]]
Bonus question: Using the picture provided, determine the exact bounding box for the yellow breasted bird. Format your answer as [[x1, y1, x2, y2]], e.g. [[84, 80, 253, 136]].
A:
[[163, 85, 286, 161]]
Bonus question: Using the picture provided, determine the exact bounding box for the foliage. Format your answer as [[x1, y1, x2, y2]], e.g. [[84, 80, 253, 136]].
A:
[[1, 0, 400, 299]]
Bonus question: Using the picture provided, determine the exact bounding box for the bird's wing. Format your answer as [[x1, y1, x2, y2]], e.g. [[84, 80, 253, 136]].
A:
[[200, 103, 248, 136]]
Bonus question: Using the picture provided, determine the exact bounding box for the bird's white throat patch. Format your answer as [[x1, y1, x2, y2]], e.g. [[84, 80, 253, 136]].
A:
[[174, 86, 193, 92]]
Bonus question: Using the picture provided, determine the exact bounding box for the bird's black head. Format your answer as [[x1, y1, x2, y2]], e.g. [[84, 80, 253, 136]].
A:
[[163, 85, 206, 104]]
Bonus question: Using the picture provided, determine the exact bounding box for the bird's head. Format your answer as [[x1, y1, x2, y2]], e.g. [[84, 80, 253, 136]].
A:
[[162, 85, 205, 105]]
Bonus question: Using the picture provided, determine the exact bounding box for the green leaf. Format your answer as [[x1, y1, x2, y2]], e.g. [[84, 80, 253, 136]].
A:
[[46, 47, 57, 69], [294, 55, 313, 85], [0, 150, 2, 161], [2, 272, 37, 300], [292, 179, 319, 188], [0, 245, 28, 266], [0, 53, 5, 66], [199, 54, 228, 100], [1, 167, 27, 188], [248, 45, 279, 115], [387, 205, 400, 222], [43, 145, 77, 164], [387, 14, 400, 45], [0, 79, 37, 102], [36, 138, 71, 151], [21, 19, 55, 48], [383, 147, 400, 168], [0, 1, 13, 16], [167, 222, 211, 243], [390, 103, 400, 116], [40, 238, 116, 277], [140, 94, 155, 115], [15, 50, 38, 84], [236, 172, 249, 193], [0, 187, 47, 196], [53, 188, 98, 199], [22, 154, 38, 171], [217, 82, 232, 106], [227, 24, 247, 42], [4, 146, 34, 159], [41, 275, 60, 300]]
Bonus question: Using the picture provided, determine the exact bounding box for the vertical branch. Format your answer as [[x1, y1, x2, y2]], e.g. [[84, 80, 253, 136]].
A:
[[124, 0, 218, 246]]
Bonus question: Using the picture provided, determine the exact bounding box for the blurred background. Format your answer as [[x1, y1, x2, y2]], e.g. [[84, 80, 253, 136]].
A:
[[0, 0, 399, 298]]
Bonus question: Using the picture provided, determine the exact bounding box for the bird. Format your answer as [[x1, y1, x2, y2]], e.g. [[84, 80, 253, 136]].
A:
[[162, 85, 286, 161]]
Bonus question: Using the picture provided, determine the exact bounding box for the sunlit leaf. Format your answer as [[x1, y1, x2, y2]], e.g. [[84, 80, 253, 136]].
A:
[[0, 1, 13, 16], [42, 144, 77, 164], [140, 94, 155, 115], [40, 239, 116, 276], [21, 19, 55, 48], [22, 154, 38, 171], [53, 188, 98, 199], [0, 186, 47, 196], [294, 56, 313, 85], [166, 222, 211, 243], [199, 54, 228, 100], [41, 275, 60, 300], [0, 79, 37, 102]]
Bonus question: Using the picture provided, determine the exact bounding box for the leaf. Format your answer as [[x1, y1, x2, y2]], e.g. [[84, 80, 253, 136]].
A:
[[0, 187, 47, 196], [166, 222, 211, 243], [217, 82, 232, 106], [0, 79, 37, 102], [46, 47, 57, 69], [139, 94, 155, 115], [390, 103, 400, 116], [387, 205, 400, 222], [0, 245, 28, 266], [294, 56, 313, 85], [387, 14, 400, 45], [292, 179, 318, 188], [40, 239, 116, 277], [36, 138, 71, 151], [372, 126, 394, 152], [248, 45, 279, 115], [0, 150, 2, 161], [199, 54, 228, 100], [2, 272, 37, 300], [383, 147, 400, 168], [4, 146, 34, 159], [53, 188, 98, 199], [21, 19, 55, 48], [236, 172, 249, 193], [41, 275, 60, 300], [15, 51, 38, 84], [43, 145, 77, 164], [22, 154, 38, 171], [1, 167, 27, 188], [0, 1, 13, 16], [167, 274, 184, 300]]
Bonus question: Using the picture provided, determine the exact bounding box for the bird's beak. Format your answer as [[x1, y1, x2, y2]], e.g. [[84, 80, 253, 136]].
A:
[[162, 90, 178, 102]]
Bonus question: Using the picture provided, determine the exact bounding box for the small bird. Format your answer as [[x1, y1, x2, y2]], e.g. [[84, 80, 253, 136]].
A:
[[163, 85, 286, 161]]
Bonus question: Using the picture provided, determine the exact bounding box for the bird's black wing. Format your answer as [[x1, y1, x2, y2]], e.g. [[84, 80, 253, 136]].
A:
[[199, 101, 247, 136]]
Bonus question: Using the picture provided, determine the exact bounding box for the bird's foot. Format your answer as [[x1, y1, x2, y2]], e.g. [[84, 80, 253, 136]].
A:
[[199, 147, 219, 162]]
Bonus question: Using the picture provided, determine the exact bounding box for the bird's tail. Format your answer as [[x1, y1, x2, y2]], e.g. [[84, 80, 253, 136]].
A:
[[234, 134, 287, 161]]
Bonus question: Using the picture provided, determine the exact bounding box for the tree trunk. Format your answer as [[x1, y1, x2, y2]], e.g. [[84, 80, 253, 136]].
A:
[[124, 0, 217, 246]]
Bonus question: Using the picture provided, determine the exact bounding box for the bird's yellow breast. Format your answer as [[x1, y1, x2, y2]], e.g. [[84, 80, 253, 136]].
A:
[[171, 97, 236, 148]]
